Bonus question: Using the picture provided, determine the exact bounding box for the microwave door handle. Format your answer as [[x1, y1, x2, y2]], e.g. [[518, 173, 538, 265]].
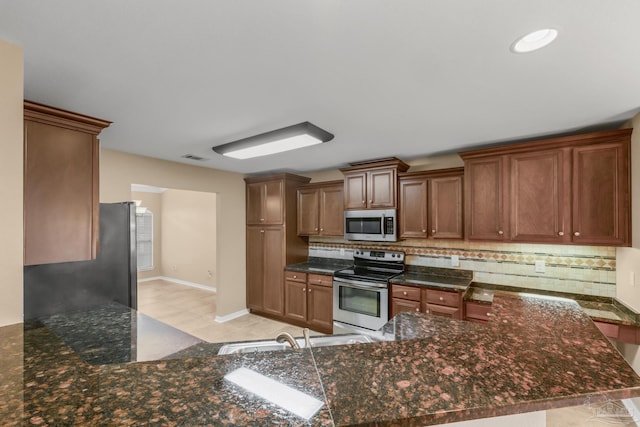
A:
[[381, 213, 385, 238]]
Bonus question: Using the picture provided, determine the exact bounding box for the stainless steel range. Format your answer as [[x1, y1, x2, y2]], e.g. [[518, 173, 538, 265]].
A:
[[333, 249, 405, 331]]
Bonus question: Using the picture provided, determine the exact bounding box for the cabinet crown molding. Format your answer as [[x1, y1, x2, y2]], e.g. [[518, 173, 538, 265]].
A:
[[24, 100, 111, 135], [244, 173, 311, 185], [340, 157, 409, 173], [459, 128, 632, 159]]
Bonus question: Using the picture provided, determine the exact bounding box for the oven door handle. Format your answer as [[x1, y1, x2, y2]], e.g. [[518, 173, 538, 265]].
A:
[[333, 277, 388, 289]]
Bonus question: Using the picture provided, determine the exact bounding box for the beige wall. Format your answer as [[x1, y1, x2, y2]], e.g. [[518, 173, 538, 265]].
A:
[[0, 40, 24, 326], [132, 191, 163, 280], [616, 114, 640, 310], [160, 189, 216, 289], [100, 149, 245, 317]]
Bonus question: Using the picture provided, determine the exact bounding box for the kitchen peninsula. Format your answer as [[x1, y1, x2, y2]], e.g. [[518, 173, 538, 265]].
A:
[[3, 291, 640, 426]]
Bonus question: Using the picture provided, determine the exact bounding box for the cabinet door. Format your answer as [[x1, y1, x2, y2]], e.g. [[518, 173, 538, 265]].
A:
[[369, 168, 396, 208], [297, 188, 319, 236], [391, 298, 421, 318], [284, 280, 307, 323], [465, 157, 507, 241], [246, 227, 264, 311], [262, 228, 285, 316], [319, 185, 344, 236], [430, 176, 463, 239], [246, 182, 265, 225], [399, 177, 428, 239], [307, 283, 333, 333], [509, 150, 569, 243], [572, 143, 630, 246], [24, 121, 98, 265], [344, 172, 367, 209], [263, 180, 284, 224]]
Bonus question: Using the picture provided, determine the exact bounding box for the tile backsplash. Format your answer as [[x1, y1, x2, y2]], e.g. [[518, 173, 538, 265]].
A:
[[309, 238, 616, 297]]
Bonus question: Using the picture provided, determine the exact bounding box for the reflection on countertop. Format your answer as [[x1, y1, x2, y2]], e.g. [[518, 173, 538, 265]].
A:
[[3, 293, 640, 426]]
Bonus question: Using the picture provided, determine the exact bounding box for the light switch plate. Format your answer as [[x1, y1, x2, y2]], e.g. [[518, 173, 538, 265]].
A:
[[535, 260, 545, 273]]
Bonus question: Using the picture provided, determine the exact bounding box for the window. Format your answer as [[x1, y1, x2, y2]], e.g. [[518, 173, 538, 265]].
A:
[[136, 211, 153, 271]]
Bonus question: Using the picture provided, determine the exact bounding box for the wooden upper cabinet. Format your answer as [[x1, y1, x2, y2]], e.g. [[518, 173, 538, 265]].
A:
[[297, 187, 319, 235], [343, 172, 367, 209], [341, 158, 409, 210], [430, 175, 464, 239], [23, 101, 111, 265], [509, 149, 570, 243], [246, 180, 284, 225], [460, 128, 632, 246], [399, 168, 464, 240], [572, 142, 630, 245], [399, 177, 428, 238], [297, 181, 344, 236], [464, 156, 507, 241]]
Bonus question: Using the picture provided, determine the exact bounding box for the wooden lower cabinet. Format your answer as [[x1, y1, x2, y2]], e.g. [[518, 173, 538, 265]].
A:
[[390, 284, 463, 320], [594, 320, 640, 344], [284, 271, 333, 333], [247, 227, 285, 316], [464, 301, 493, 324]]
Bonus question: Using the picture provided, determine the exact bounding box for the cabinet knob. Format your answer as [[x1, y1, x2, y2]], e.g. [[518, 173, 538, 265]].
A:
[[439, 296, 444, 302], [415, 307, 420, 312], [362, 200, 366, 204], [426, 309, 430, 314], [422, 229, 427, 233], [260, 230, 265, 233], [260, 218, 265, 222], [486, 312, 492, 317], [302, 287, 306, 292], [432, 229, 436, 234], [558, 231, 564, 236], [293, 275, 297, 279], [574, 231, 580, 237], [320, 228, 324, 232], [497, 230, 504, 235], [403, 291, 408, 296], [369, 200, 372, 204], [308, 289, 312, 293], [314, 228, 318, 231]]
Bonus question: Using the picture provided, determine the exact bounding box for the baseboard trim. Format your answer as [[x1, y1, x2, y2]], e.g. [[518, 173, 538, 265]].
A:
[[215, 309, 249, 323], [139, 276, 216, 293]]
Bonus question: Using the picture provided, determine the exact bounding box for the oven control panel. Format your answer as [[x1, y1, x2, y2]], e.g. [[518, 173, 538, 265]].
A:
[[353, 249, 405, 262]]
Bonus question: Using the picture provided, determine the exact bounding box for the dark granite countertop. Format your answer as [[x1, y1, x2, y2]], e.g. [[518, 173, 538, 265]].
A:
[[467, 282, 640, 326], [3, 293, 640, 426], [285, 257, 352, 275], [390, 266, 473, 292]]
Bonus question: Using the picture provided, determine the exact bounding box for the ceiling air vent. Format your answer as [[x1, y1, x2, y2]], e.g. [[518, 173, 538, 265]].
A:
[[181, 154, 208, 161]]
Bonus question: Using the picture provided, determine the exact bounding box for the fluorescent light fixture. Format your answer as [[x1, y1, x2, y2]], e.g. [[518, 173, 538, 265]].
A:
[[511, 28, 558, 53], [212, 122, 334, 159], [224, 367, 324, 420]]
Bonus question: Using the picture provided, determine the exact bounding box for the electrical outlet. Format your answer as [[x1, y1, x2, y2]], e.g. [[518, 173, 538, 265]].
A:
[[207, 270, 213, 279], [535, 260, 545, 273], [451, 255, 460, 267]]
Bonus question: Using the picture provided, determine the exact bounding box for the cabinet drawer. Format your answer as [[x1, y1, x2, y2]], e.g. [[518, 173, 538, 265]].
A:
[[425, 289, 460, 307], [465, 301, 492, 321], [285, 271, 307, 283], [392, 284, 421, 302], [425, 304, 460, 318], [308, 273, 332, 288]]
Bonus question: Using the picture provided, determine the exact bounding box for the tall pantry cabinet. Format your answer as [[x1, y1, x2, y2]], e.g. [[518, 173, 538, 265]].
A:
[[245, 174, 311, 317]]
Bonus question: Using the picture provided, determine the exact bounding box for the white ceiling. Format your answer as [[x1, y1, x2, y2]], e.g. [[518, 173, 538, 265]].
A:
[[2, 1, 639, 174]]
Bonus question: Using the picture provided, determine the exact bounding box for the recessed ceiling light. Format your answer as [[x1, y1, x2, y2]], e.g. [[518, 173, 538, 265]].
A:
[[511, 29, 558, 53]]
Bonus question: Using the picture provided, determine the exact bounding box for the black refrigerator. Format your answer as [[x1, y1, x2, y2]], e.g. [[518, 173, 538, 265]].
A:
[[24, 202, 138, 319]]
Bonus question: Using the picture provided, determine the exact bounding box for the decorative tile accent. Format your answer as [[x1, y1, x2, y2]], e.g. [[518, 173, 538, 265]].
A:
[[308, 238, 616, 297]]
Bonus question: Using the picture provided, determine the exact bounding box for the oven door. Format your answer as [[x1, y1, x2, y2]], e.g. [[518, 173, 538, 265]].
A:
[[333, 277, 389, 331]]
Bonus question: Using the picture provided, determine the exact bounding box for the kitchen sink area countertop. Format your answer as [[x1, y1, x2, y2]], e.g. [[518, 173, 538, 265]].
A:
[[4, 291, 640, 426]]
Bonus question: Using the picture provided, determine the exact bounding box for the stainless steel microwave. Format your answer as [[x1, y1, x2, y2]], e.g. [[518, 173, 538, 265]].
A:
[[344, 209, 397, 242]]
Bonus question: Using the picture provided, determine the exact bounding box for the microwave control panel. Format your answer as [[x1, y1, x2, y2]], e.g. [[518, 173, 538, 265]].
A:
[[384, 216, 395, 234]]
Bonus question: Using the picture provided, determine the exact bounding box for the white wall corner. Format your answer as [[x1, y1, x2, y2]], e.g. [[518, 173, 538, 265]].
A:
[[215, 309, 249, 323]]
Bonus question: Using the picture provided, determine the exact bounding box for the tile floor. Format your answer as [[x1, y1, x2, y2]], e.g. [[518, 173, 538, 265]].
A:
[[137, 279, 639, 427]]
